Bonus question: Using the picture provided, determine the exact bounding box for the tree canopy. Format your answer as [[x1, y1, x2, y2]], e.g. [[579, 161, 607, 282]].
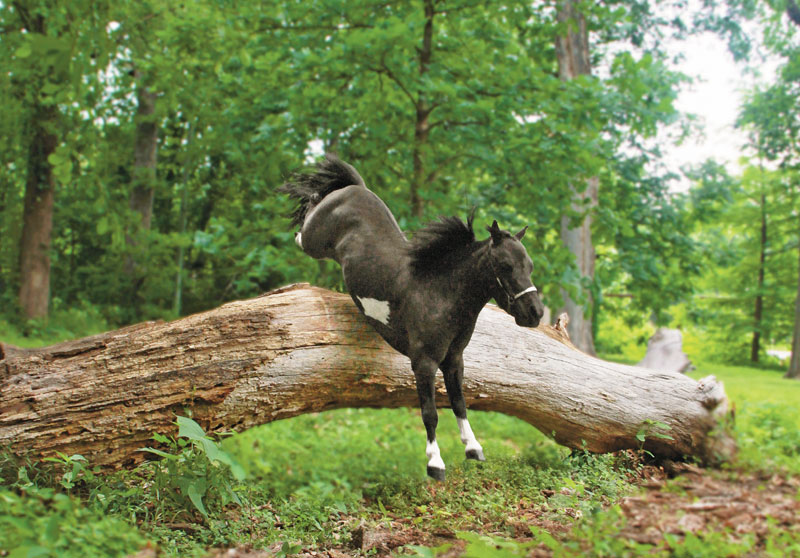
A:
[[0, 0, 798, 374]]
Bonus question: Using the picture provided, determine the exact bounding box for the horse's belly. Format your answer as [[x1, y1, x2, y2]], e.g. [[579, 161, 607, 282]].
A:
[[356, 305, 410, 355]]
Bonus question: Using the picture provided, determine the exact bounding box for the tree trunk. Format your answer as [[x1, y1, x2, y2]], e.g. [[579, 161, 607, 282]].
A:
[[787, 214, 800, 379], [787, 0, 800, 27], [0, 284, 734, 470], [751, 192, 766, 363], [18, 105, 58, 320], [559, 179, 598, 355], [124, 79, 158, 279], [411, 0, 434, 218], [555, 0, 597, 355]]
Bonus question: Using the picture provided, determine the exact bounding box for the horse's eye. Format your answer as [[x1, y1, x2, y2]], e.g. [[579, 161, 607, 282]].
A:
[[499, 262, 513, 273]]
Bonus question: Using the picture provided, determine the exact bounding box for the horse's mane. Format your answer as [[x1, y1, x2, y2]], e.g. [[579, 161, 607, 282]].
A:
[[408, 210, 477, 273], [280, 154, 366, 227]]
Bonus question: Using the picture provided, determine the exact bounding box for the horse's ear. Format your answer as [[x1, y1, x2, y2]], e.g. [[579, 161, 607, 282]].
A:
[[515, 226, 528, 240], [486, 220, 503, 245]]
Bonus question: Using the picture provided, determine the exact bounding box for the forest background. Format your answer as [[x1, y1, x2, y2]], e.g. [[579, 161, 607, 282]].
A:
[[1, 0, 799, 376]]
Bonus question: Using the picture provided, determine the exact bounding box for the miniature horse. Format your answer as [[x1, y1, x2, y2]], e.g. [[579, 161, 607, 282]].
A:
[[281, 155, 544, 480]]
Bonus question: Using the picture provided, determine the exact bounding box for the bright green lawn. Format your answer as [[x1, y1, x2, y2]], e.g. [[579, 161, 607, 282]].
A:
[[689, 361, 800, 410]]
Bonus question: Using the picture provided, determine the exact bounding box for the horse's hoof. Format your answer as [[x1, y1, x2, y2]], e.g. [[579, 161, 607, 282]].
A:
[[427, 466, 446, 481], [466, 449, 485, 462]]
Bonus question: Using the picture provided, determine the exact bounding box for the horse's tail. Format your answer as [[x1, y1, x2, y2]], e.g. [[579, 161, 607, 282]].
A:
[[280, 154, 366, 227]]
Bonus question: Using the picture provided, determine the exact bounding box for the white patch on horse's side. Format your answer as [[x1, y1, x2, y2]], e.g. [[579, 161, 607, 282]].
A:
[[426, 439, 445, 470], [457, 418, 483, 454], [295, 231, 303, 249], [357, 296, 391, 325]]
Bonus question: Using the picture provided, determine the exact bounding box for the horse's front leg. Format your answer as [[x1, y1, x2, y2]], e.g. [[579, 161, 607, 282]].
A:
[[442, 353, 485, 462], [412, 354, 445, 481]]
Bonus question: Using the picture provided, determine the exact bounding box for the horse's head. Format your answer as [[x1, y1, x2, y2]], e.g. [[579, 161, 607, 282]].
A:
[[486, 221, 545, 328]]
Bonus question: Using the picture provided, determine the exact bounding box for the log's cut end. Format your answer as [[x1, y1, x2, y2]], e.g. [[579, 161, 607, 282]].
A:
[[0, 284, 736, 470], [694, 374, 737, 465], [696, 375, 728, 414]]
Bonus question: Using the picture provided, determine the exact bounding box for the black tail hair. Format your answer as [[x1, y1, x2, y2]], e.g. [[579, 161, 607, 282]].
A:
[[279, 154, 366, 227]]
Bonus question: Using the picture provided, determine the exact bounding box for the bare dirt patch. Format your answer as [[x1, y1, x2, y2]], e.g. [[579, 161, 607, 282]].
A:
[[618, 463, 800, 549]]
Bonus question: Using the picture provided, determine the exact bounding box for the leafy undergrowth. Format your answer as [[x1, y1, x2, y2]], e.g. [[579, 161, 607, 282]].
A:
[[0, 304, 113, 349], [1, 364, 799, 558]]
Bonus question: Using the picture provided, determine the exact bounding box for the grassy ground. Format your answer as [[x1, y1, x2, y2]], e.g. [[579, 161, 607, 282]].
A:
[[1, 346, 799, 557]]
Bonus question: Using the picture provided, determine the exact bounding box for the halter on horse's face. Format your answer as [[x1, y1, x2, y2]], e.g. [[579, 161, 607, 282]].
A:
[[487, 221, 545, 328]]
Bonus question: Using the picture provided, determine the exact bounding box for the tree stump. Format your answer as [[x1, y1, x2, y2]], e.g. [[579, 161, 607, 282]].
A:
[[637, 328, 694, 374]]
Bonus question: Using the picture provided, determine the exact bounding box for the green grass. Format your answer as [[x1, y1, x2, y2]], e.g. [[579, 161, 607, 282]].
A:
[[688, 361, 800, 408], [0, 304, 112, 348], [220, 409, 594, 549], [226, 408, 558, 495]]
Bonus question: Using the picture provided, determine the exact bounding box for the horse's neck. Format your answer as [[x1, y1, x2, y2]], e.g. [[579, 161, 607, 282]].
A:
[[451, 242, 495, 313]]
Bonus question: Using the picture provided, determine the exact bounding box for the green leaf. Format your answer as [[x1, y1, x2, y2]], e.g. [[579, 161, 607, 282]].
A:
[[96, 216, 109, 235], [15, 43, 32, 59], [187, 482, 208, 517], [138, 447, 177, 459], [152, 432, 171, 445], [177, 416, 208, 441], [198, 437, 223, 461]]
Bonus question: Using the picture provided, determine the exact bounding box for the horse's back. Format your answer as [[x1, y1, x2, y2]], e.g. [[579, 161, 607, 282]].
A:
[[334, 188, 409, 296], [301, 185, 406, 262]]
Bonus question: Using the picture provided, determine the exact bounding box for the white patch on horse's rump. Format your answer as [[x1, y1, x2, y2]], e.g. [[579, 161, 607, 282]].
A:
[[357, 296, 391, 325], [457, 418, 483, 454], [426, 439, 445, 470]]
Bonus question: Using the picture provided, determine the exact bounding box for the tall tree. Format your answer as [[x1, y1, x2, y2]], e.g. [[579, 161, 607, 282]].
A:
[[791, 211, 800, 378], [6, 2, 112, 320], [780, 0, 800, 379], [17, 100, 57, 320], [12, 4, 58, 320], [124, 73, 159, 281], [706, 0, 800, 378], [751, 187, 767, 363], [554, 0, 597, 355], [411, 0, 435, 218]]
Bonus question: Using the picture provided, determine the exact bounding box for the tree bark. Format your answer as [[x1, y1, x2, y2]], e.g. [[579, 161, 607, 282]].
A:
[[787, 0, 800, 27], [0, 284, 734, 470], [18, 104, 58, 320], [124, 79, 158, 280], [555, 0, 597, 355], [787, 213, 800, 379], [411, 0, 435, 218], [751, 192, 766, 363]]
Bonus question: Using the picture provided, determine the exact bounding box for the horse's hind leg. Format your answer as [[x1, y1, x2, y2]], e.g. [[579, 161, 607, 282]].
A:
[[412, 355, 445, 481], [442, 353, 485, 462], [296, 187, 352, 260]]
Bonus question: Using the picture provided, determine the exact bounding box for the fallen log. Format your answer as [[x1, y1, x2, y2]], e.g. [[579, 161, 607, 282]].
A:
[[0, 283, 734, 469]]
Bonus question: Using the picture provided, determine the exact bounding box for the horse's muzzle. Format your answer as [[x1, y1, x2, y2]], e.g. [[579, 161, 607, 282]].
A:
[[514, 314, 541, 328], [512, 292, 544, 328]]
